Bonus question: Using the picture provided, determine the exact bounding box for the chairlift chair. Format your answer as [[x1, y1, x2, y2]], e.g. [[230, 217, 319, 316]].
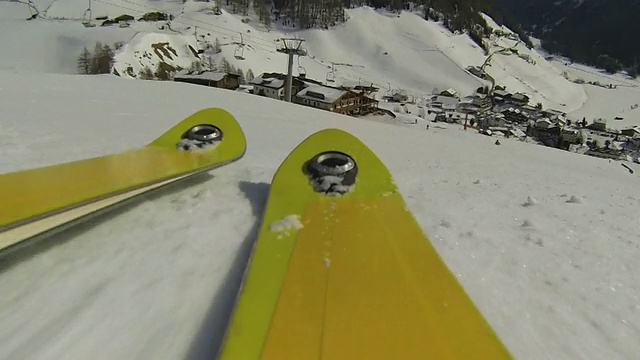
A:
[[234, 46, 245, 60], [326, 71, 335, 82], [212, 0, 222, 15], [26, 0, 39, 20], [82, 8, 96, 27], [297, 57, 306, 77], [233, 33, 246, 60]]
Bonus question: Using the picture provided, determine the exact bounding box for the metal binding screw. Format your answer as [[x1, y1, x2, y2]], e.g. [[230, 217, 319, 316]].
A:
[[306, 151, 358, 194], [184, 124, 223, 143], [309, 152, 356, 177]]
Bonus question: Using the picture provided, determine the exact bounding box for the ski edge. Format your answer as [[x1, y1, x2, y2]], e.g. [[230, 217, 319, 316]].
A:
[[0, 154, 244, 255]]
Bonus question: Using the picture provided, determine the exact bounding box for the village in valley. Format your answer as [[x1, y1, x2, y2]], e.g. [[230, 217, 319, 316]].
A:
[[172, 61, 640, 166], [65, 5, 640, 167], [172, 67, 384, 117]]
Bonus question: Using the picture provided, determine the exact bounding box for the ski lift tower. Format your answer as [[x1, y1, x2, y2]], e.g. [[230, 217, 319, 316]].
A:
[[276, 38, 306, 102]]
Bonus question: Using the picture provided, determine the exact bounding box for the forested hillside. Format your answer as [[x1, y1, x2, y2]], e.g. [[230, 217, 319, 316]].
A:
[[227, 0, 532, 53], [491, 0, 640, 76]]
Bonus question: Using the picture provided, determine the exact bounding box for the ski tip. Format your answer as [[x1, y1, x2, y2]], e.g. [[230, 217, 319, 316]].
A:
[[148, 108, 247, 156], [268, 127, 396, 199], [303, 128, 356, 140], [288, 127, 371, 161]]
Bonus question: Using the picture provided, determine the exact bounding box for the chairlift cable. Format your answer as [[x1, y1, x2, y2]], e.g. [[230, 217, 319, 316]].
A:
[[92, 0, 276, 55]]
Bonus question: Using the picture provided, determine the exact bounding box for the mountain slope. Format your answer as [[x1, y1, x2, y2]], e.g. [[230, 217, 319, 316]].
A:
[[0, 0, 587, 111]]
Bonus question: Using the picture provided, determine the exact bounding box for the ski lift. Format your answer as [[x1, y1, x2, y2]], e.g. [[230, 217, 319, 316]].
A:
[[234, 33, 246, 60], [25, 0, 39, 20], [325, 62, 336, 82], [326, 70, 335, 82], [234, 46, 245, 60], [212, 0, 222, 15], [194, 27, 205, 54], [81, 0, 95, 27], [82, 8, 96, 27], [297, 57, 306, 77]]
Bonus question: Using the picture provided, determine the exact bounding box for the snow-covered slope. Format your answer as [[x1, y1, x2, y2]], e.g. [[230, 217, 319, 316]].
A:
[[1, 68, 639, 360], [1, 0, 587, 111], [546, 56, 640, 129], [1, 1, 640, 358], [478, 12, 588, 111]]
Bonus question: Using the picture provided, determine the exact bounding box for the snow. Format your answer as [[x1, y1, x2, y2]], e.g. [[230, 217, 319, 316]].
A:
[[2, 64, 640, 360], [176, 138, 220, 151], [309, 175, 356, 195], [296, 83, 347, 104], [1, 1, 640, 359], [113, 32, 202, 77], [0, 1, 591, 112], [174, 70, 228, 82], [269, 215, 304, 232], [249, 74, 285, 89], [546, 58, 640, 129]]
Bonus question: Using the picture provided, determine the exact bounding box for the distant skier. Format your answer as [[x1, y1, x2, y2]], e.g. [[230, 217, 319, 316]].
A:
[[495, 139, 501, 145]]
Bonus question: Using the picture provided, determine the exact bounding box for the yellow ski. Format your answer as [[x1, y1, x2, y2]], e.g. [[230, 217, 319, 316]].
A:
[[218, 128, 511, 359], [0, 108, 246, 250]]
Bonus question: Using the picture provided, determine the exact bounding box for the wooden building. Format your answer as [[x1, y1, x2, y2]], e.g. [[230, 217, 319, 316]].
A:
[[173, 70, 240, 90], [294, 84, 378, 115]]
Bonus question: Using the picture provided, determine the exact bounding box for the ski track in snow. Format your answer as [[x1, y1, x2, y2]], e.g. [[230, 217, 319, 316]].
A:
[[0, 165, 266, 359]]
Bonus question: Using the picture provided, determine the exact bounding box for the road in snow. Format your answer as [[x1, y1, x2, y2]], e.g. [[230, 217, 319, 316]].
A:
[[0, 71, 639, 359]]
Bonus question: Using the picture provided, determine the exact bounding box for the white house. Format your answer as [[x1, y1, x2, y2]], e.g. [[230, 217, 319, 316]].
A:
[[250, 72, 307, 100], [250, 73, 286, 99]]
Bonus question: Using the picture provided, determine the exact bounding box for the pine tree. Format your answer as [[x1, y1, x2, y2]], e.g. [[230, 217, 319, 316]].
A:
[[190, 60, 203, 72], [99, 44, 115, 74], [155, 62, 171, 80], [201, 56, 213, 71], [236, 67, 246, 84], [77, 47, 92, 75], [254, 0, 271, 30], [219, 57, 231, 73], [245, 68, 255, 82], [209, 57, 218, 71], [139, 66, 155, 80], [90, 41, 103, 74]]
